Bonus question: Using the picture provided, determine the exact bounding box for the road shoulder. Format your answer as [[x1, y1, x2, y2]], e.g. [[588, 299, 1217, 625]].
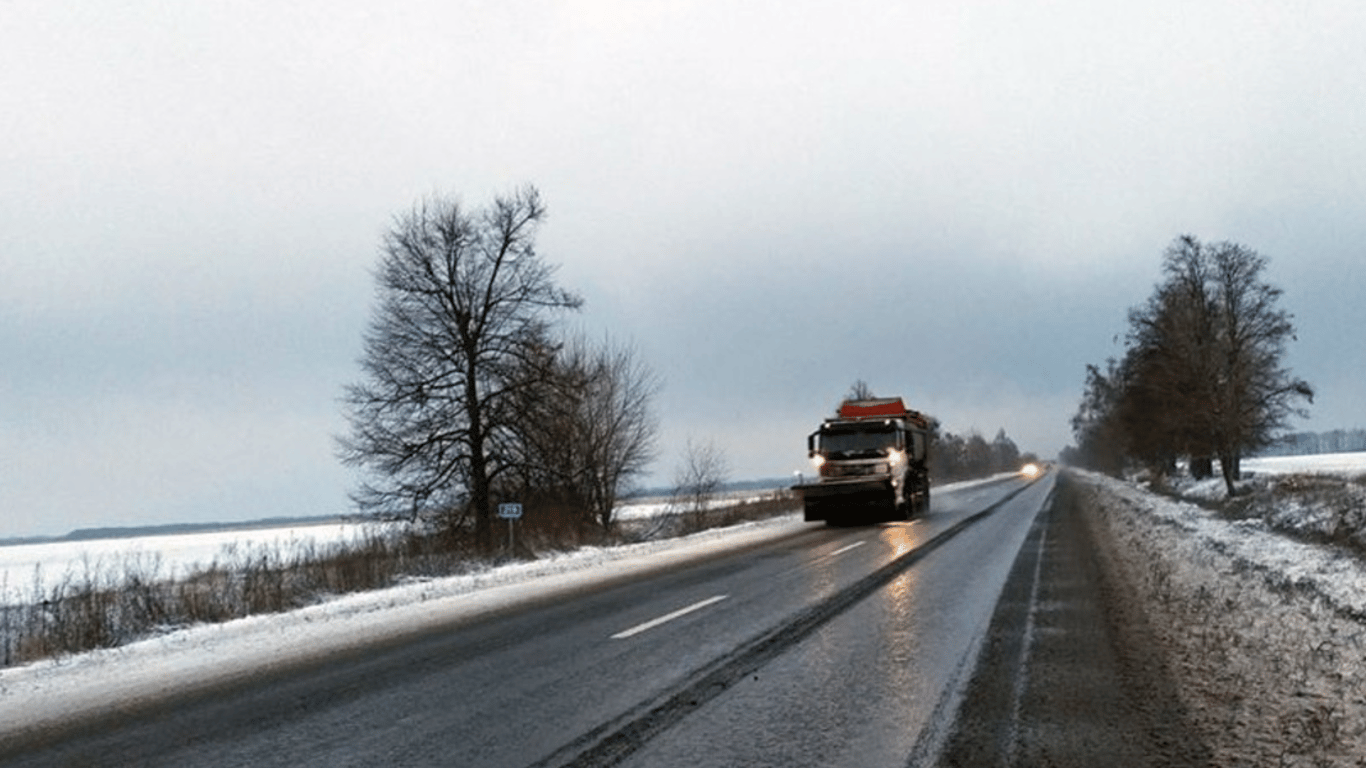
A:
[[936, 472, 1210, 766]]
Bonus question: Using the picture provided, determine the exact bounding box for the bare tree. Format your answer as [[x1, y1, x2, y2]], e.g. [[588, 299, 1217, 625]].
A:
[[575, 337, 661, 530], [338, 186, 582, 552], [1068, 359, 1129, 475], [505, 334, 660, 532], [990, 428, 1020, 471], [844, 379, 875, 405], [963, 432, 992, 477], [1124, 236, 1222, 474], [1206, 241, 1313, 491], [673, 438, 729, 533]]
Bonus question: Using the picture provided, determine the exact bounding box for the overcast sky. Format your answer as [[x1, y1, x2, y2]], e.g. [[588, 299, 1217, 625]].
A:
[[4, 1, 1364, 537]]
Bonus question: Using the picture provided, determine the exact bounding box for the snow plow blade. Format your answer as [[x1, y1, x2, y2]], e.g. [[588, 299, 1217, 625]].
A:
[[793, 477, 896, 523]]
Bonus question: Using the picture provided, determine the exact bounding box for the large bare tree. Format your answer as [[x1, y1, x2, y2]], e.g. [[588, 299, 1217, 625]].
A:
[[1205, 241, 1314, 490], [1124, 236, 1222, 474], [339, 186, 581, 551]]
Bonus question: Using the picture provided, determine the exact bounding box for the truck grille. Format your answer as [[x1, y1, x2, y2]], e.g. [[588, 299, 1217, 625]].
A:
[[821, 462, 889, 478]]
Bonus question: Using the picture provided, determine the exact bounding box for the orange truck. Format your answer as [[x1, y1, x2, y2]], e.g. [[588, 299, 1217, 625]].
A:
[[793, 397, 932, 524]]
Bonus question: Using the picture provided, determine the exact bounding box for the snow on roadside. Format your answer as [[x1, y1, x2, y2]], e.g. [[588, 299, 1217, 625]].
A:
[[1078, 468, 1366, 765], [1087, 471, 1366, 619], [0, 513, 806, 739]]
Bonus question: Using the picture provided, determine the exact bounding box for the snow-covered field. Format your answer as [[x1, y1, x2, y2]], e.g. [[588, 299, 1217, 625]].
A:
[[611, 490, 773, 521], [0, 522, 390, 606], [1244, 451, 1366, 477], [0, 493, 772, 605]]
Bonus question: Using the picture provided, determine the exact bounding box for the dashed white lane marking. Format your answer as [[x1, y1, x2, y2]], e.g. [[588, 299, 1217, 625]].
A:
[[829, 541, 867, 557], [611, 595, 729, 640]]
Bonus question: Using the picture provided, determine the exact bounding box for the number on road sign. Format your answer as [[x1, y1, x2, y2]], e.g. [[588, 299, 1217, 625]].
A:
[[498, 503, 523, 519]]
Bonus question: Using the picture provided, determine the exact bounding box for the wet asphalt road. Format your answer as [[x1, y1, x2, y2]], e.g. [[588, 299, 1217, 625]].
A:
[[2, 474, 1058, 767]]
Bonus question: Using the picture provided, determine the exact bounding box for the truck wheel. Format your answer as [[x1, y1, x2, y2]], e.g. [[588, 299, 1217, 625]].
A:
[[898, 474, 914, 520]]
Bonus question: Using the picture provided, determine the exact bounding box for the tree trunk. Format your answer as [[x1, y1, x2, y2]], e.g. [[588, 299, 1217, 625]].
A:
[[470, 451, 492, 554], [465, 364, 494, 554], [1190, 455, 1213, 480], [1219, 451, 1240, 496]]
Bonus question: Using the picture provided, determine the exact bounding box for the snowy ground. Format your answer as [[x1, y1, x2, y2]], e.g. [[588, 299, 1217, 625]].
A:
[[1078, 455, 1366, 765], [1103, 473, 1366, 620], [611, 489, 773, 521], [1244, 451, 1366, 477], [1168, 451, 1366, 502], [0, 493, 772, 604]]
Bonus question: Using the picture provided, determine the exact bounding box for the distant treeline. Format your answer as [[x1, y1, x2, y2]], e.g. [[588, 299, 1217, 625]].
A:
[[1259, 429, 1366, 457], [630, 477, 794, 500], [930, 428, 1036, 484]]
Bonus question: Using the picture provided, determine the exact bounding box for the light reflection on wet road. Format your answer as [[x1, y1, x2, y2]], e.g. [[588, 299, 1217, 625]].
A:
[[618, 475, 1054, 767]]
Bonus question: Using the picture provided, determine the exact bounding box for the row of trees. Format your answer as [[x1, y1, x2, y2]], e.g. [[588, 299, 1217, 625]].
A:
[[930, 428, 1032, 482], [1260, 429, 1366, 457], [338, 187, 660, 553], [1065, 236, 1313, 494]]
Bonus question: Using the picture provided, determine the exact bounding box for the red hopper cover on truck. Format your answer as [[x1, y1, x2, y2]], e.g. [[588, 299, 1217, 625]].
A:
[[838, 398, 909, 419]]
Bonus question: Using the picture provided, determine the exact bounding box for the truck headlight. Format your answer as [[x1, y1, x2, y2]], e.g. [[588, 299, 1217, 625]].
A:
[[887, 449, 905, 465], [811, 455, 826, 470]]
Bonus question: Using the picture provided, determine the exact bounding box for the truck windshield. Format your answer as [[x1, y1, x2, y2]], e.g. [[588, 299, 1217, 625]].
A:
[[819, 428, 897, 456]]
